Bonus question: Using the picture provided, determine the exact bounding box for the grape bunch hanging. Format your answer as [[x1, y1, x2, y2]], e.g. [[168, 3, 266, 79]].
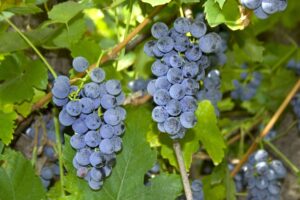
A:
[[243, 150, 286, 199], [51, 57, 126, 190], [144, 16, 224, 139]]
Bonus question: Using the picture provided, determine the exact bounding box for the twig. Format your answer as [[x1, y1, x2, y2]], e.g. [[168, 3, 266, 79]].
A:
[[173, 141, 193, 200], [30, 4, 166, 113], [264, 140, 300, 174], [231, 79, 300, 177], [3, 16, 57, 79]]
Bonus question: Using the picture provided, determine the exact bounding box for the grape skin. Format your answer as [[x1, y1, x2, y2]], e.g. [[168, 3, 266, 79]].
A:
[[72, 56, 89, 72]]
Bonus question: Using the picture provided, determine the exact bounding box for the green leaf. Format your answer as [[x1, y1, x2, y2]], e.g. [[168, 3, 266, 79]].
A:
[[0, 111, 17, 145], [232, 39, 265, 63], [204, 0, 245, 30], [63, 106, 182, 200], [5, 4, 42, 14], [140, 0, 171, 7], [117, 52, 136, 71], [0, 149, 46, 200], [215, 0, 226, 8], [0, 27, 59, 53], [0, 53, 48, 104], [51, 18, 86, 49], [48, 1, 87, 24], [195, 101, 226, 165], [202, 162, 236, 200], [70, 39, 101, 64]]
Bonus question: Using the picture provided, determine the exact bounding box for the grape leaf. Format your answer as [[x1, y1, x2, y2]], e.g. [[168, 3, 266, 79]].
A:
[[147, 101, 226, 170], [215, 0, 226, 8], [0, 27, 60, 53], [204, 0, 246, 30], [63, 106, 182, 200], [48, 1, 87, 24], [0, 53, 48, 104], [0, 111, 17, 145], [70, 39, 101, 64], [140, 0, 171, 7], [0, 149, 46, 200], [4, 4, 42, 14]]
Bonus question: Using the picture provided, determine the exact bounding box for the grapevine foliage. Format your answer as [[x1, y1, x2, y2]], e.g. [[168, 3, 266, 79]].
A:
[[0, 0, 300, 200]]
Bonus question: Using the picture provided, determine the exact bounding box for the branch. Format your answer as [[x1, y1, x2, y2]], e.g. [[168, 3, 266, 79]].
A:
[[30, 5, 166, 113], [230, 78, 300, 177], [173, 141, 193, 200]]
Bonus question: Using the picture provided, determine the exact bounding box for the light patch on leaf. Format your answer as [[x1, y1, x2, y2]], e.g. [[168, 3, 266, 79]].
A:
[[140, 0, 171, 7], [0, 110, 17, 145], [215, 0, 226, 8], [204, 0, 247, 30]]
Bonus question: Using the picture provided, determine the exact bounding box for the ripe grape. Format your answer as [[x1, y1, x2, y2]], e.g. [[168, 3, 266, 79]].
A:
[[73, 56, 89, 72]]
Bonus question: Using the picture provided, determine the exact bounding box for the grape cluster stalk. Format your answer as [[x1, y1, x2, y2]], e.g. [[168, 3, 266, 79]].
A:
[[241, 0, 287, 19], [145, 15, 225, 139], [52, 56, 126, 190]]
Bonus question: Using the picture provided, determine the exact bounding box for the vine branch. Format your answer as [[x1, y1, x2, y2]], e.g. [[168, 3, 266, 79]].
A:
[[30, 4, 166, 113], [173, 141, 193, 200], [231, 78, 300, 177]]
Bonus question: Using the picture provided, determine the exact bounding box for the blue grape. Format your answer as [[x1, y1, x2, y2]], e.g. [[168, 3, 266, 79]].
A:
[[115, 106, 126, 120], [173, 17, 191, 34], [52, 76, 70, 99], [105, 80, 121, 95], [199, 33, 222, 53], [169, 54, 184, 68], [144, 40, 156, 57], [84, 130, 101, 147], [43, 146, 56, 160], [90, 68, 105, 83], [100, 124, 114, 139], [152, 43, 165, 57], [278, 0, 287, 11], [180, 112, 196, 128], [52, 96, 68, 107], [254, 6, 269, 19], [77, 166, 89, 178], [157, 122, 166, 133], [169, 83, 185, 100], [147, 79, 157, 96], [103, 108, 122, 125], [261, 0, 279, 14], [155, 76, 171, 90], [180, 96, 197, 112], [84, 112, 101, 130], [162, 51, 177, 65], [151, 22, 169, 39], [157, 36, 174, 53], [113, 122, 125, 136], [40, 177, 50, 188], [153, 89, 171, 106], [241, 0, 262, 9], [75, 148, 92, 166], [111, 136, 122, 152], [100, 94, 117, 109], [190, 21, 207, 38], [70, 134, 86, 149], [152, 106, 169, 123], [66, 101, 82, 116], [166, 99, 182, 116], [72, 56, 89, 72], [84, 82, 100, 98], [116, 92, 126, 105], [167, 68, 183, 84], [59, 108, 75, 126], [151, 60, 169, 77], [99, 139, 114, 154], [182, 78, 199, 95], [90, 167, 103, 181], [174, 35, 190, 52], [88, 178, 103, 190], [41, 166, 54, 180], [89, 151, 104, 167], [182, 62, 199, 78], [185, 44, 202, 61], [164, 117, 181, 135], [80, 97, 95, 114]]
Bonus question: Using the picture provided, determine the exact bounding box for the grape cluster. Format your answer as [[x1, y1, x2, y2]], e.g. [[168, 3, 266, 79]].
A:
[[231, 64, 262, 101], [145, 16, 225, 139], [25, 116, 62, 188], [241, 0, 288, 19], [286, 59, 300, 75], [52, 56, 126, 190], [291, 93, 300, 130], [242, 150, 286, 199], [229, 164, 247, 192]]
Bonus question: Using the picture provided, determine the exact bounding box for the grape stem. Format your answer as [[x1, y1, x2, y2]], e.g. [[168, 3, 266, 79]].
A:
[[173, 141, 193, 200], [53, 108, 65, 197], [230, 78, 300, 177], [264, 140, 300, 174], [3, 16, 57, 79]]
